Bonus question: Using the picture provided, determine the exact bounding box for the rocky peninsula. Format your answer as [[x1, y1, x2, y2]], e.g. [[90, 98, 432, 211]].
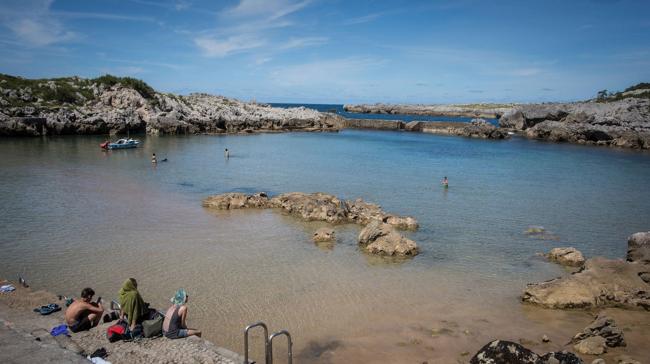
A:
[[0, 74, 343, 136], [202, 192, 419, 256], [500, 97, 650, 149], [343, 118, 510, 139], [343, 103, 514, 119]]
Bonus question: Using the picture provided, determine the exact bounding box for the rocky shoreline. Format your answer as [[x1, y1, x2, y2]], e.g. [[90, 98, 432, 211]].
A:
[[343, 118, 510, 139], [0, 280, 244, 364], [343, 103, 513, 118], [500, 98, 650, 149], [0, 75, 343, 136]]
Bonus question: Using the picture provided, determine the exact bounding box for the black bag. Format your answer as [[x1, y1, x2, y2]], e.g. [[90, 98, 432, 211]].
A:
[[142, 312, 164, 338]]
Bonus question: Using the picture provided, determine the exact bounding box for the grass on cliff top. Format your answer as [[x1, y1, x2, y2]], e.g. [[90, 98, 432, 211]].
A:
[[597, 82, 650, 103], [0, 73, 159, 107]]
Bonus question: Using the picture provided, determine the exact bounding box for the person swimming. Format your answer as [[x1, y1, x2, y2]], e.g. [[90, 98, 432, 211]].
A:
[[441, 176, 449, 187], [152, 153, 157, 164], [224, 148, 230, 159]]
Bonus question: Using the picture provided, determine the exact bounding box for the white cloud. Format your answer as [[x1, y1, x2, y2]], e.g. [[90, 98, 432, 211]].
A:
[[194, 35, 266, 57], [343, 12, 382, 25], [279, 37, 328, 50], [0, 0, 75, 46], [222, 0, 311, 20]]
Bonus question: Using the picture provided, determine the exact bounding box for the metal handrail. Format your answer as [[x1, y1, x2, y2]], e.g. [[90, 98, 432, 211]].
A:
[[268, 330, 292, 364], [244, 322, 269, 364]]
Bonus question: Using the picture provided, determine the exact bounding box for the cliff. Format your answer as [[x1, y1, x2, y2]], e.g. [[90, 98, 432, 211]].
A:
[[499, 98, 650, 149], [0, 74, 343, 136]]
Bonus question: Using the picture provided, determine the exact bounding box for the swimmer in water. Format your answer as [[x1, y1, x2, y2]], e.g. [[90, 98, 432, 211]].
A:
[[152, 153, 157, 164], [224, 148, 229, 159], [441, 176, 448, 187]]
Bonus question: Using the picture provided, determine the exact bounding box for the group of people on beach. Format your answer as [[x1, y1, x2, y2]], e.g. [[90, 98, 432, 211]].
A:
[[64, 278, 201, 339]]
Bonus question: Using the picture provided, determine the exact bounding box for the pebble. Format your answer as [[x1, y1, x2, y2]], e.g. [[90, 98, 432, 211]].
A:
[[542, 334, 550, 343]]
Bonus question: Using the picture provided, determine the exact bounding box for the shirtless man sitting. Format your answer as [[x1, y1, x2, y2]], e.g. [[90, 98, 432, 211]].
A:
[[64, 288, 104, 333]]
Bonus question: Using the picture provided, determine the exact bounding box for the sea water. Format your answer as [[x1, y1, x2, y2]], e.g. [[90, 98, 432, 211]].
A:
[[1, 130, 649, 362]]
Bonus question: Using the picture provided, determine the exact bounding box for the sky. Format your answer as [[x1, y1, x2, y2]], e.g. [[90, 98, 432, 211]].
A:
[[0, 0, 649, 104]]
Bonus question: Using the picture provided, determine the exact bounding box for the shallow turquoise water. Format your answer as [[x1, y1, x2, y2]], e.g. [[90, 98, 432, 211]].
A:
[[1, 130, 649, 361]]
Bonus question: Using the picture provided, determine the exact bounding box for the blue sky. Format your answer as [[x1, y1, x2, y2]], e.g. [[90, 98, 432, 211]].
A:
[[1, 0, 649, 104]]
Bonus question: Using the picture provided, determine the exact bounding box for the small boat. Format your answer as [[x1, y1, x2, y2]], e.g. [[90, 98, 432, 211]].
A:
[[100, 138, 140, 150]]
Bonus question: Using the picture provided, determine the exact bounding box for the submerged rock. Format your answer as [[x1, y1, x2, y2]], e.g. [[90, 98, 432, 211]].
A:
[[358, 220, 418, 256], [313, 228, 336, 242], [522, 257, 650, 310], [573, 336, 606, 355], [571, 314, 626, 348], [202, 192, 270, 209], [470, 340, 583, 364], [547, 247, 585, 267]]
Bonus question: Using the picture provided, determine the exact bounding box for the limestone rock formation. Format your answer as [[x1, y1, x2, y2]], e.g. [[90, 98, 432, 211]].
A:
[[421, 120, 509, 139], [522, 257, 650, 310], [202, 192, 418, 230], [202, 192, 270, 210], [547, 247, 585, 267], [344, 103, 513, 119], [573, 336, 606, 355], [470, 340, 583, 364], [571, 314, 626, 348], [499, 98, 650, 149], [312, 228, 335, 242], [357, 220, 418, 256], [627, 231, 650, 265], [0, 75, 344, 136]]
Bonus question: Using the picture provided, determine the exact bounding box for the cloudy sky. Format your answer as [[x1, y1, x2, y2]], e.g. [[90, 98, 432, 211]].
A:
[[1, 0, 649, 104]]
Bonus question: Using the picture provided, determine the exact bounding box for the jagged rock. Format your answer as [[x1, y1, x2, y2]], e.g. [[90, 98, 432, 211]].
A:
[[547, 247, 585, 267], [270, 192, 349, 224], [573, 336, 606, 355], [421, 121, 510, 139], [499, 98, 650, 149], [627, 231, 650, 265], [571, 314, 625, 348], [470, 340, 583, 364], [357, 220, 418, 256], [522, 257, 650, 310], [344, 103, 512, 118], [615, 355, 642, 364], [203, 192, 418, 230], [313, 228, 335, 242], [202, 192, 270, 209], [0, 77, 343, 136], [591, 359, 605, 364]]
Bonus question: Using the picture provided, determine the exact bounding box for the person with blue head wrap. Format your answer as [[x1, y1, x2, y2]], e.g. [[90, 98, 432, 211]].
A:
[[162, 288, 202, 339]]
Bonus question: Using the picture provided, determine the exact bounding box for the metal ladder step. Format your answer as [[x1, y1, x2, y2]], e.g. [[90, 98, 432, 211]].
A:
[[244, 322, 292, 364]]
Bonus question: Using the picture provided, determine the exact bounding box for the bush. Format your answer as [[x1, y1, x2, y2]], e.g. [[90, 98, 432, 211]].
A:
[[92, 74, 156, 99]]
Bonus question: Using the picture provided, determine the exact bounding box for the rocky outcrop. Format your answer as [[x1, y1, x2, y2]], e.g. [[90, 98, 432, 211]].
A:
[[499, 98, 650, 149], [341, 118, 404, 130], [0, 76, 343, 136], [202, 192, 418, 230], [203, 192, 419, 256], [357, 220, 418, 256], [470, 340, 583, 364], [547, 247, 585, 267], [571, 314, 626, 348], [421, 119, 510, 139], [312, 228, 335, 242], [342, 118, 509, 139], [522, 257, 650, 310], [344, 103, 513, 119], [573, 336, 606, 355], [627, 231, 650, 265]]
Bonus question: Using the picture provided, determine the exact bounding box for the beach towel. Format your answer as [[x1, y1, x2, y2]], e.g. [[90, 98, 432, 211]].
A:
[[0, 284, 16, 292], [118, 279, 146, 327], [33, 303, 61, 315], [50, 324, 70, 337]]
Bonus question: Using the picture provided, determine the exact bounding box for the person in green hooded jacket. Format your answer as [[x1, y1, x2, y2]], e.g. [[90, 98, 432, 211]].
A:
[[118, 278, 148, 330]]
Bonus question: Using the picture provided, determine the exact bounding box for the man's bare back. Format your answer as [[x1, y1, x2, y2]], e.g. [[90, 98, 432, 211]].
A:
[[64, 288, 104, 332]]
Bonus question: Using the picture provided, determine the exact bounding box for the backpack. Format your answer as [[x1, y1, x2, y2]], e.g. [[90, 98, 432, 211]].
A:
[[106, 319, 129, 342], [142, 312, 164, 338]]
